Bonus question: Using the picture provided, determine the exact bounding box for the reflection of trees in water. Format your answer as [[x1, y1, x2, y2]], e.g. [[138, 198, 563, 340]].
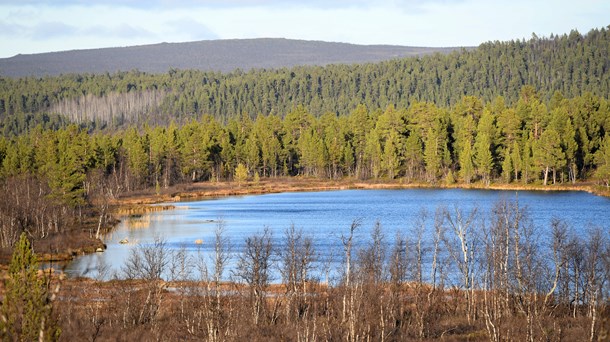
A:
[[126, 214, 152, 230]]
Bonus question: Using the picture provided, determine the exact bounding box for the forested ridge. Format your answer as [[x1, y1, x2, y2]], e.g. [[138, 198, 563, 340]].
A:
[[0, 27, 608, 130]]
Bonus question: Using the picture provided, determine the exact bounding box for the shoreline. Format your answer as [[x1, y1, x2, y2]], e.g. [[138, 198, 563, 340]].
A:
[[111, 177, 610, 207], [11, 177, 605, 265]]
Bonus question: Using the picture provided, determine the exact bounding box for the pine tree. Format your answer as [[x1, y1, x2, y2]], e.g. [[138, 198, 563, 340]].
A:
[[342, 141, 355, 177], [47, 125, 92, 208], [162, 121, 181, 188], [453, 97, 481, 184], [123, 127, 149, 190], [298, 127, 323, 177], [501, 145, 513, 183], [234, 163, 248, 186], [0, 233, 59, 341], [459, 142, 475, 184], [254, 114, 282, 177], [284, 105, 314, 174], [322, 113, 345, 179], [403, 130, 423, 181], [381, 130, 401, 179], [148, 125, 168, 189], [475, 108, 497, 184], [423, 127, 443, 182], [244, 134, 260, 175], [563, 118, 578, 183], [594, 135, 610, 188], [474, 132, 493, 185], [364, 129, 382, 179], [179, 120, 211, 182], [534, 128, 565, 185], [522, 136, 535, 184], [511, 140, 522, 182], [348, 104, 371, 179]]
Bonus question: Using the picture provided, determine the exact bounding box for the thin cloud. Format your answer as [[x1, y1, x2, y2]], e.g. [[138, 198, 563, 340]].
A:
[[83, 24, 155, 39], [31, 21, 77, 40], [0, 22, 20, 36], [166, 18, 219, 40]]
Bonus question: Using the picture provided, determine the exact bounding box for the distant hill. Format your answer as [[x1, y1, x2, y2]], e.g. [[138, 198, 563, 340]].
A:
[[2, 27, 607, 132], [0, 38, 462, 78]]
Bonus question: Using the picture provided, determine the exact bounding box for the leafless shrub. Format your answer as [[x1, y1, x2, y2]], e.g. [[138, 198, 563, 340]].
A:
[[280, 224, 317, 324], [121, 238, 169, 327], [234, 226, 274, 326]]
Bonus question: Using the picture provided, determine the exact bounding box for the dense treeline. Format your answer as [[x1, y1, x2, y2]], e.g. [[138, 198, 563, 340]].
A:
[[0, 27, 608, 130], [8, 200, 605, 341], [2, 88, 610, 249]]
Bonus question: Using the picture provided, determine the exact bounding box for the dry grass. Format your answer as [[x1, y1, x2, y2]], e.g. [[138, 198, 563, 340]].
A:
[[110, 177, 610, 208], [50, 276, 609, 341]]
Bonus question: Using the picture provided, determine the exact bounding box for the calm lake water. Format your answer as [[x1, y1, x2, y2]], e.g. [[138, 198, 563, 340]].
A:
[[64, 188, 610, 282]]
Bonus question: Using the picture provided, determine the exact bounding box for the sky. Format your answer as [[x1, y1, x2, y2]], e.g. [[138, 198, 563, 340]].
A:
[[0, 0, 608, 58]]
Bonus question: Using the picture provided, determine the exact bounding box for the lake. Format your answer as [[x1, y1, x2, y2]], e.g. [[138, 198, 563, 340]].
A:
[[63, 188, 610, 282]]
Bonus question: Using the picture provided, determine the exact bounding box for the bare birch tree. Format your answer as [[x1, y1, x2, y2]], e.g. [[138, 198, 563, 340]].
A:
[[234, 226, 274, 325], [441, 205, 479, 323]]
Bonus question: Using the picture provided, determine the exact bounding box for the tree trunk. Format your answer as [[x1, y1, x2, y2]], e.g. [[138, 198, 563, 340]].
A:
[[95, 204, 106, 240]]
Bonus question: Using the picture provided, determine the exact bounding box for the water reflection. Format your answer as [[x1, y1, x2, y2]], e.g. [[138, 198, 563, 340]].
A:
[[125, 214, 151, 230]]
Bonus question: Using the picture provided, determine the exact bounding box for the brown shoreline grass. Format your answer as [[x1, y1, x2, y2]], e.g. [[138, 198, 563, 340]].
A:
[[111, 176, 610, 207]]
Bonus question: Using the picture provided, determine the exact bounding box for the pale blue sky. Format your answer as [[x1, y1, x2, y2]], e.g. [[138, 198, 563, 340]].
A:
[[0, 0, 608, 58]]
